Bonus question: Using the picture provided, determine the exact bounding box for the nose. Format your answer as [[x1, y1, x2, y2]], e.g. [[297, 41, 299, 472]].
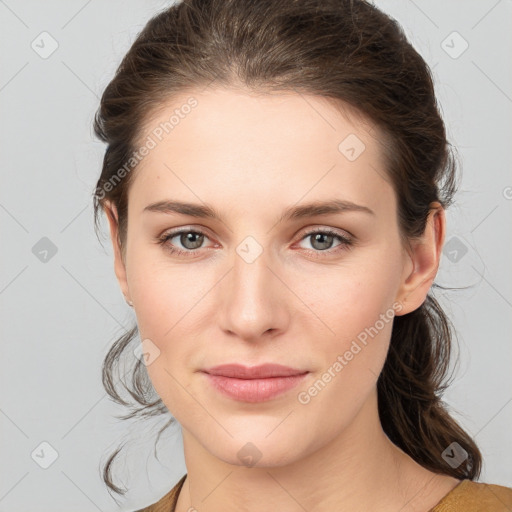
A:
[[216, 240, 290, 343]]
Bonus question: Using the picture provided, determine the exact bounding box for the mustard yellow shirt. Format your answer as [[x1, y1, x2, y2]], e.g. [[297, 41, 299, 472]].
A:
[[135, 475, 512, 512]]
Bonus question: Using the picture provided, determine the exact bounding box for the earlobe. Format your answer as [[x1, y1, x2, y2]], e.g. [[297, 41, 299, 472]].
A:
[[104, 201, 131, 304], [395, 203, 446, 316]]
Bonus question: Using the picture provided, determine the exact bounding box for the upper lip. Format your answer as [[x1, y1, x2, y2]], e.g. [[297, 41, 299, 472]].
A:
[[201, 363, 309, 379]]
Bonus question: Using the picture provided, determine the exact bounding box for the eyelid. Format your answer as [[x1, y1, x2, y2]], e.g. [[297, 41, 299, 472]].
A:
[[158, 226, 216, 247], [157, 224, 354, 258], [156, 226, 218, 256], [298, 225, 353, 241], [159, 224, 352, 243]]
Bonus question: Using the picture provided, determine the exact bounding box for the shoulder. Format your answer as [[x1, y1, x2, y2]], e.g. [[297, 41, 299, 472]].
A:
[[431, 479, 512, 512], [133, 476, 512, 512], [134, 474, 187, 512]]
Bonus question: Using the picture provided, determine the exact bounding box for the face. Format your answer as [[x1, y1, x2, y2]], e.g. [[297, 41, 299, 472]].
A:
[[106, 87, 441, 468]]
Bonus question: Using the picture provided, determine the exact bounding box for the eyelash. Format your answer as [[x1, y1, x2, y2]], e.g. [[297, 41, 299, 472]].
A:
[[156, 227, 353, 259]]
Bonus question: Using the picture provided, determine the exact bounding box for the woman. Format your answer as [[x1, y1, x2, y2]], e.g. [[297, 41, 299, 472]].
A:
[[93, 0, 512, 510]]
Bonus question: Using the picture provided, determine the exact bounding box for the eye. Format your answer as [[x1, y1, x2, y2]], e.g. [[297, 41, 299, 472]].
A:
[[296, 228, 353, 257], [157, 228, 212, 257], [157, 227, 353, 258]]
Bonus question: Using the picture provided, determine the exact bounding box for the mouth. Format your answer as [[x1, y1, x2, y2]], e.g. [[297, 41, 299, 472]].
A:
[[200, 363, 310, 403]]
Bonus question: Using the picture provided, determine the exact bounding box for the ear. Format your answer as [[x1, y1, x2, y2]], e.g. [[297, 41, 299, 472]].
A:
[[394, 202, 446, 316], [104, 201, 131, 304]]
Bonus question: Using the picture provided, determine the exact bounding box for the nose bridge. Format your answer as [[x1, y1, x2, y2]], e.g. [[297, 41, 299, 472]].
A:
[[231, 232, 276, 307], [217, 231, 288, 339]]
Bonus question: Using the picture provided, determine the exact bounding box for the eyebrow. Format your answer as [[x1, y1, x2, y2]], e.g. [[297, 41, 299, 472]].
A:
[[143, 198, 375, 223]]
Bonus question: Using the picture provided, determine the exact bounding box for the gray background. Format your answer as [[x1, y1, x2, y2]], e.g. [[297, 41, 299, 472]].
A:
[[1, 1, 511, 510]]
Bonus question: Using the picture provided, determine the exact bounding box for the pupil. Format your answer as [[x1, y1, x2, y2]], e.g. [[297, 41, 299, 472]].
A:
[[313, 233, 332, 250], [183, 232, 203, 249]]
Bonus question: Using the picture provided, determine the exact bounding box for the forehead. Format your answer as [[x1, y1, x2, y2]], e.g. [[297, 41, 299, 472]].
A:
[[138, 86, 382, 155], [129, 87, 394, 218]]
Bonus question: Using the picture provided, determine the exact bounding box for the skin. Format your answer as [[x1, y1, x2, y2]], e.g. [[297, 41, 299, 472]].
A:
[[105, 87, 460, 511]]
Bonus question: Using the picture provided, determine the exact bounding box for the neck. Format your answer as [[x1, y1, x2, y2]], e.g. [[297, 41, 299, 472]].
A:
[[174, 388, 458, 512]]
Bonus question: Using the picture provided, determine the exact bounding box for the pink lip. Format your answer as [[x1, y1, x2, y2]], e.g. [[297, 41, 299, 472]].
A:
[[200, 364, 309, 402], [203, 363, 307, 379]]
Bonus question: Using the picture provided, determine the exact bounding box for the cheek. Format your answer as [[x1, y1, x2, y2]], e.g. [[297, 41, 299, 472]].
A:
[[127, 247, 204, 340], [292, 247, 403, 397], [131, 267, 198, 418], [295, 251, 402, 342], [302, 272, 395, 381], [292, 268, 398, 436], [126, 250, 218, 411]]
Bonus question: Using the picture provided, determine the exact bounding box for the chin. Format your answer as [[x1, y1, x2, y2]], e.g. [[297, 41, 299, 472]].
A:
[[198, 426, 310, 469]]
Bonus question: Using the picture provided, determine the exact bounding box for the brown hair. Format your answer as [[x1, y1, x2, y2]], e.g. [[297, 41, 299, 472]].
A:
[[93, 0, 481, 497]]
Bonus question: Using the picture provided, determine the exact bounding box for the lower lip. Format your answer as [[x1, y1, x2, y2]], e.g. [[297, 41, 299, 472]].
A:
[[202, 372, 309, 402]]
